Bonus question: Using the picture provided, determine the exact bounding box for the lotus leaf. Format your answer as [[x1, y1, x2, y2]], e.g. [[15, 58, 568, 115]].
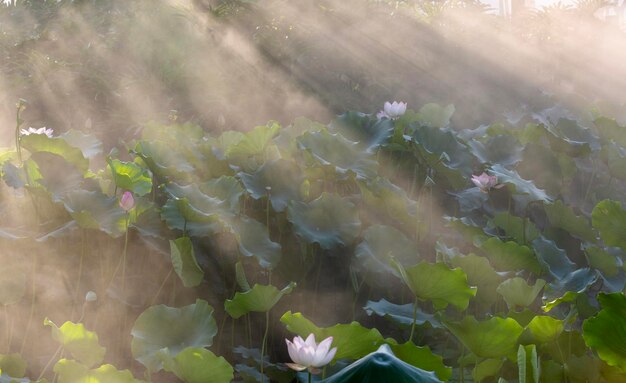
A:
[[224, 282, 295, 319], [107, 159, 152, 196], [59, 130, 103, 159], [479, 237, 542, 274], [363, 299, 441, 329], [446, 253, 502, 305], [287, 193, 361, 249], [444, 316, 524, 359], [61, 190, 127, 237], [0, 354, 26, 378], [468, 134, 522, 167], [321, 344, 444, 383], [583, 293, 626, 371], [297, 129, 378, 179], [238, 159, 302, 212], [160, 347, 234, 383], [531, 237, 576, 279], [491, 212, 539, 244], [20, 134, 89, 173], [592, 199, 626, 251], [544, 200, 596, 242], [354, 225, 418, 277], [54, 359, 142, 383], [526, 316, 563, 344], [170, 237, 203, 288], [329, 111, 394, 153], [472, 358, 503, 383], [233, 217, 281, 269], [496, 278, 546, 309], [418, 103, 455, 129], [489, 164, 551, 205], [131, 300, 217, 372], [542, 268, 598, 311], [44, 319, 105, 368], [392, 261, 476, 311]]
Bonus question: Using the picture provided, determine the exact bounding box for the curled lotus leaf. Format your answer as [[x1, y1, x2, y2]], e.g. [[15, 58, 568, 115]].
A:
[[489, 164, 551, 204], [363, 299, 442, 329], [44, 319, 105, 368], [224, 282, 295, 318], [238, 159, 303, 212], [532, 237, 576, 279], [233, 217, 281, 269], [287, 193, 361, 249], [131, 299, 217, 373], [107, 158, 153, 197]]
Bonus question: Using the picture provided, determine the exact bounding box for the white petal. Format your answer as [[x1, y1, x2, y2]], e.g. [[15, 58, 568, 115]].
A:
[[304, 333, 316, 348], [311, 337, 333, 366], [317, 347, 337, 367], [286, 339, 300, 364]]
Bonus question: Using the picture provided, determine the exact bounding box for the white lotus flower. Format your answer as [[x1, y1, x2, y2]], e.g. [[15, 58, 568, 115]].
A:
[[285, 334, 337, 373], [20, 127, 54, 138], [377, 101, 407, 120]]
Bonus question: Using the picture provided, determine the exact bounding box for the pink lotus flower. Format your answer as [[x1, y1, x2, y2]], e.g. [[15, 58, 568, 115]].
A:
[[377, 101, 407, 120], [471, 172, 503, 193], [285, 334, 337, 373], [119, 191, 135, 211], [20, 127, 54, 138]]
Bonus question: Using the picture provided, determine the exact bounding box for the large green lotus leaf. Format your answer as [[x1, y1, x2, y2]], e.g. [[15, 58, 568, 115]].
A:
[[59, 130, 103, 159], [490, 212, 539, 244], [297, 129, 378, 179], [20, 134, 88, 173], [358, 178, 417, 227], [447, 253, 502, 305], [479, 237, 542, 274], [44, 319, 105, 368], [0, 267, 25, 306], [490, 164, 551, 205], [131, 300, 217, 373], [107, 159, 152, 196], [411, 125, 474, 177], [2, 162, 27, 189], [542, 121, 592, 157], [54, 359, 143, 383], [225, 122, 280, 159], [363, 299, 442, 329], [592, 200, 626, 251], [170, 237, 203, 288], [199, 176, 244, 211], [516, 143, 567, 195], [542, 330, 587, 363], [287, 193, 361, 249], [238, 159, 302, 212], [583, 293, 626, 371], [225, 282, 295, 319], [526, 316, 563, 344], [281, 311, 387, 361], [393, 261, 476, 311], [531, 237, 575, 279], [496, 278, 546, 309], [595, 117, 626, 147], [389, 342, 451, 381], [61, 190, 127, 237], [0, 354, 26, 377], [160, 347, 233, 383], [542, 268, 598, 311], [450, 188, 488, 213], [133, 140, 194, 180], [30, 152, 85, 202], [233, 217, 281, 269], [584, 244, 620, 277], [468, 134, 522, 167], [321, 344, 444, 383], [418, 103, 455, 129], [605, 142, 626, 181], [444, 316, 524, 359], [354, 225, 418, 277], [472, 358, 503, 383], [329, 111, 394, 153], [544, 200, 596, 242]]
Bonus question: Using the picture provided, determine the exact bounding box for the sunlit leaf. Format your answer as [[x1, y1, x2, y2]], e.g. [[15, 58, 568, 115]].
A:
[[583, 293, 626, 371], [160, 347, 233, 383], [44, 319, 105, 368], [225, 282, 295, 319], [526, 316, 563, 344], [592, 199, 626, 251], [392, 261, 476, 311], [479, 237, 542, 274], [0, 354, 26, 378], [20, 134, 89, 173], [131, 300, 217, 373], [54, 359, 142, 383], [107, 159, 152, 196], [496, 278, 546, 309], [170, 237, 203, 288], [444, 316, 524, 359]]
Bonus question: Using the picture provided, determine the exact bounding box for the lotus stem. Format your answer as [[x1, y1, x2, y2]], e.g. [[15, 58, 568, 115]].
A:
[[308, 371, 312, 383], [409, 297, 418, 343], [260, 310, 270, 382]]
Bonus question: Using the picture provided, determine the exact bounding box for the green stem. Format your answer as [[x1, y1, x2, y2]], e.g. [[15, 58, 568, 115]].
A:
[[260, 310, 270, 382], [308, 371, 312, 383], [37, 344, 63, 381], [20, 253, 37, 354], [409, 297, 418, 343]]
